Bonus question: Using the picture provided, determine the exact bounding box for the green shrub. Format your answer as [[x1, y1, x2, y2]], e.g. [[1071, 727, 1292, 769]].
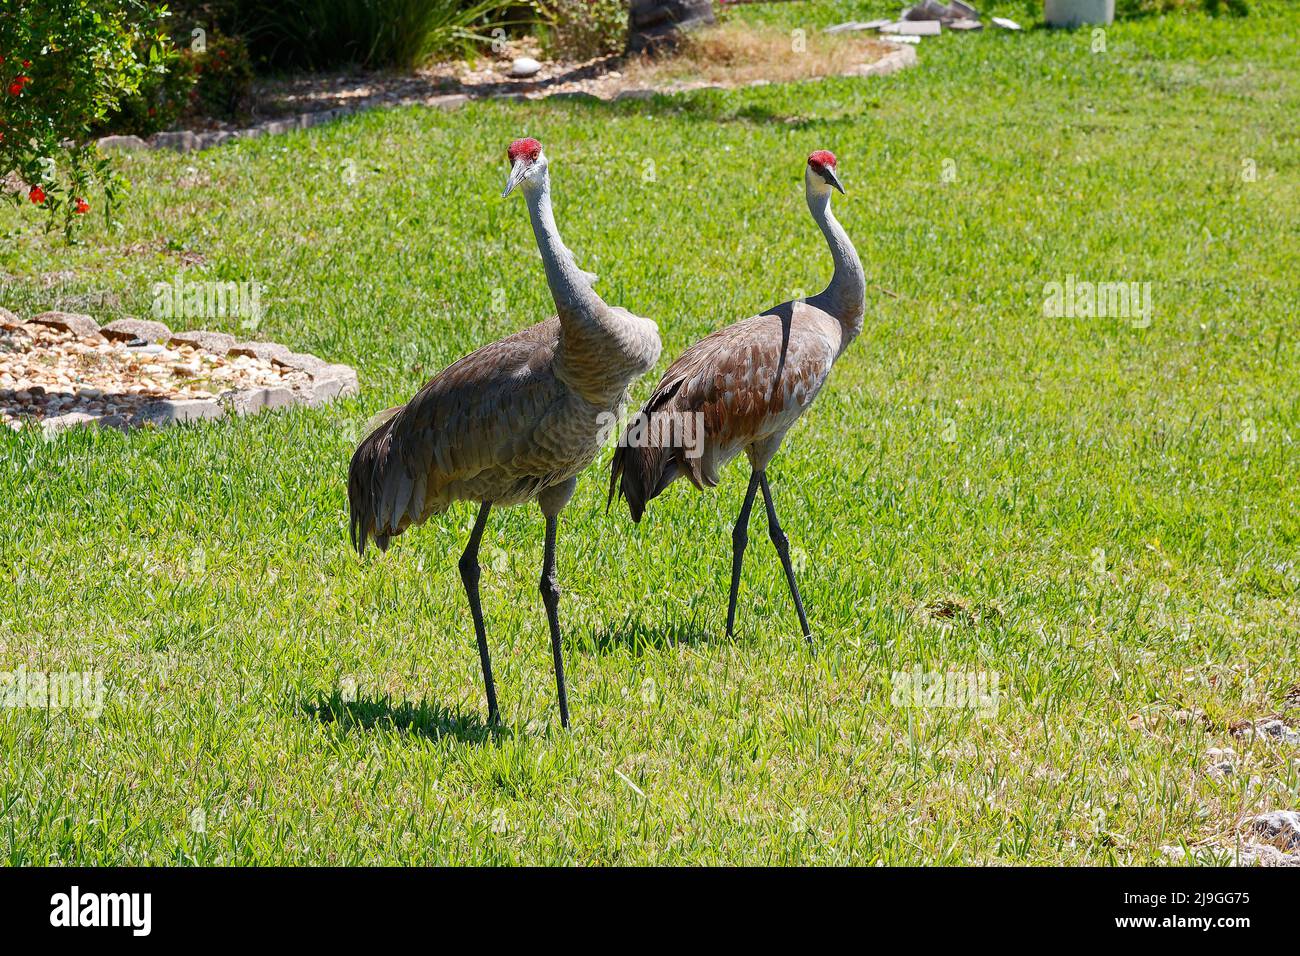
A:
[[230, 0, 537, 71], [106, 35, 193, 136], [0, 0, 171, 234], [106, 28, 252, 135], [540, 0, 628, 60], [188, 32, 254, 119]]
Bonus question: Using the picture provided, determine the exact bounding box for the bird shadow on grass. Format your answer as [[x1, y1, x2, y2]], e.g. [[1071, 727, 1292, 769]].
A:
[[299, 690, 510, 746], [579, 611, 713, 658]]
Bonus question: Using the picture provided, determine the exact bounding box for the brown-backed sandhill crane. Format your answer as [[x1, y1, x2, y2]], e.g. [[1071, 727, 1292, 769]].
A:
[[349, 138, 662, 728], [609, 150, 863, 644]]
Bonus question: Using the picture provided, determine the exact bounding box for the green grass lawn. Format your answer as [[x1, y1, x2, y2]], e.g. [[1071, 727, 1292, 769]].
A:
[[1, 1, 1297, 864]]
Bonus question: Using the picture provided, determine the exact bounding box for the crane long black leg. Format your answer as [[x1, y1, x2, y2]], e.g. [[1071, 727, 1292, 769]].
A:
[[759, 473, 812, 646], [539, 514, 570, 728], [458, 502, 499, 723], [726, 470, 762, 638]]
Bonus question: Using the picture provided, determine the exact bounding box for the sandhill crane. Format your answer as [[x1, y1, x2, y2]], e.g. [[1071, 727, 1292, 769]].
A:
[[608, 150, 863, 644], [349, 138, 662, 728]]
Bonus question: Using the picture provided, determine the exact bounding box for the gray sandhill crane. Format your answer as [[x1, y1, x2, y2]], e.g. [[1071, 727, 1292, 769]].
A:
[[609, 150, 863, 643], [349, 138, 661, 727]]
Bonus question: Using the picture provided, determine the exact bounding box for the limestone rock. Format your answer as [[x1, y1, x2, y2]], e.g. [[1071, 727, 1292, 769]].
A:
[[1251, 811, 1300, 852], [133, 398, 226, 426], [509, 57, 542, 78], [170, 330, 238, 353], [101, 318, 172, 344], [29, 311, 101, 340]]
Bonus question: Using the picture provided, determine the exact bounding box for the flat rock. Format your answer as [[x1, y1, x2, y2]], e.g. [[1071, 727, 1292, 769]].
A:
[[880, 19, 942, 35], [1250, 811, 1300, 852], [948, 18, 984, 30], [273, 351, 327, 373], [307, 375, 353, 405], [29, 311, 101, 340], [307, 364, 360, 405], [96, 135, 149, 151], [991, 16, 1022, 29], [1254, 718, 1300, 743], [824, 20, 891, 33], [229, 341, 291, 363], [221, 386, 297, 416], [1240, 843, 1300, 866], [904, 0, 979, 20], [169, 330, 237, 353], [852, 45, 920, 77], [41, 412, 97, 437], [133, 398, 226, 426], [426, 94, 468, 109], [195, 131, 233, 149], [259, 119, 297, 136], [100, 318, 172, 344], [0, 306, 21, 328], [509, 57, 542, 79], [150, 130, 202, 152]]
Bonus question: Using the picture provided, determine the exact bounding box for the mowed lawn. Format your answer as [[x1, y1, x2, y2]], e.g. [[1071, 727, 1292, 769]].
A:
[[1, 2, 1297, 864]]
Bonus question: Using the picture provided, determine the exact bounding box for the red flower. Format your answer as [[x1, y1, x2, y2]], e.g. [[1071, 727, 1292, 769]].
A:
[[28, 186, 45, 205], [8, 80, 24, 96], [21, 60, 31, 68], [74, 198, 89, 215]]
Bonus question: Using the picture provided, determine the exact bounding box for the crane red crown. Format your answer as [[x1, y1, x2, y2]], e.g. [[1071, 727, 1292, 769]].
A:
[[508, 138, 543, 162], [807, 150, 837, 170]]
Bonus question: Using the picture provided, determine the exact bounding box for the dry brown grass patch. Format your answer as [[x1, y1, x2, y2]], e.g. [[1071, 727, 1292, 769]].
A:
[[623, 22, 891, 88]]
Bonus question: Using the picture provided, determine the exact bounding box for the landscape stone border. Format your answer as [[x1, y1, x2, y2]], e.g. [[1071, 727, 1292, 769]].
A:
[[96, 46, 918, 155], [0, 306, 358, 435]]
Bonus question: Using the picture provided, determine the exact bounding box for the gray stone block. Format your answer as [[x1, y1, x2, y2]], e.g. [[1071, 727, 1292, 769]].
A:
[[880, 19, 942, 35], [29, 311, 101, 339], [96, 135, 150, 151], [229, 341, 292, 363], [133, 399, 226, 426], [852, 45, 920, 77], [169, 330, 238, 353], [150, 130, 201, 152], [427, 94, 469, 110], [41, 412, 97, 437], [222, 386, 297, 416], [100, 318, 172, 343]]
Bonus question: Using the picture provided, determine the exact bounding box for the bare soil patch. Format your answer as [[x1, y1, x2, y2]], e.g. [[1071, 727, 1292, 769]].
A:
[[254, 24, 894, 114]]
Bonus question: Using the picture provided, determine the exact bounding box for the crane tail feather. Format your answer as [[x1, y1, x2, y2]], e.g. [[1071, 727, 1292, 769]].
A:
[[608, 441, 676, 524], [347, 406, 406, 556]]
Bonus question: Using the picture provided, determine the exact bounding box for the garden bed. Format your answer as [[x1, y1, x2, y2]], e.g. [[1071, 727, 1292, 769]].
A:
[[102, 23, 912, 155], [266, 25, 902, 104], [0, 308, 357, 434]]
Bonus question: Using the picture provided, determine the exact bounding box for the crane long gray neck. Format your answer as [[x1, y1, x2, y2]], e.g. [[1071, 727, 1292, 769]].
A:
[[806, 181, 865, 340], [524, 173, 602, 320]]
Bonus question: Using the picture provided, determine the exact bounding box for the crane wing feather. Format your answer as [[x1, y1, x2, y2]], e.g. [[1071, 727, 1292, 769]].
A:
[[349, 318, 568, 551]]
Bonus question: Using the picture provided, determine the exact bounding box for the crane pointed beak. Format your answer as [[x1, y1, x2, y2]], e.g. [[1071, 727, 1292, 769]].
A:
[[502, 159, 529, 198], [822, 166, 845, 195]]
